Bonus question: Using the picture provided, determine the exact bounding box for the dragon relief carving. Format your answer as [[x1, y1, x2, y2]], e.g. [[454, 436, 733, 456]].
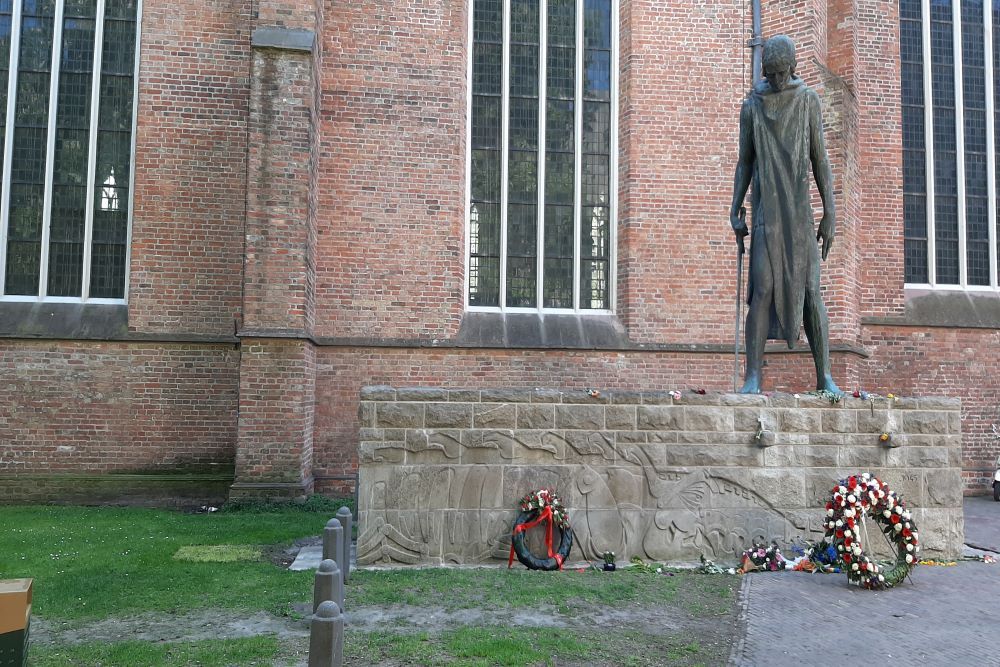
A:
[[360, 425, 813, 564]]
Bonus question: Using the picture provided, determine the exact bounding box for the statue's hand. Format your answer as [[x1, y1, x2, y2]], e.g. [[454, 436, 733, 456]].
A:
[[817, 215, 835, 261], [731, 213, 748, 255], [731, 213, 749, 238]]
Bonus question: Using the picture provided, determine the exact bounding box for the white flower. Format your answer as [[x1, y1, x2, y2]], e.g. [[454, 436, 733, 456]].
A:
[[902, 511, 911, 521], [906, 544, 913, 552], [852, 563, 859, 571], [883, 510, 891, 519], [838, 486, 847, 494], [656, 567, 662, 573], [878, 574, 885, 581], [894, 524, 902, 532], [844, 529, 852, 537], [852, 546, 861, 556], [844, 509, 854, 518], [828, 521, 836, 529], [837, 544, 844, 551], [847, 494, 856, 503], [894, 506, 903, 514], [904, 522, 910, 529], [827, 509, 834, 517], [835, 519, 844, 527], [905, 554, 913, 563]]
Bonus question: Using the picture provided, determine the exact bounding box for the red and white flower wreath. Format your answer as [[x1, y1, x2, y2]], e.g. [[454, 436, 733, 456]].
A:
[[823, 472, 920, 589]]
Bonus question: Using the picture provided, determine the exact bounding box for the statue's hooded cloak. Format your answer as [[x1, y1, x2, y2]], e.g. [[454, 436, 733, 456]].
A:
[[744, 76, 823, 348]]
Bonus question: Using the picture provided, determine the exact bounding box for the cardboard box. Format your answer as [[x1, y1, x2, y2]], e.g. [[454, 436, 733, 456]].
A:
[[0, 581, 31, 635]]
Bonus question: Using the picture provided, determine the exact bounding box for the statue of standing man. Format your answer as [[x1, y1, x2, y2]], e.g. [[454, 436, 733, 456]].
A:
[[730, 35, 841, 395]]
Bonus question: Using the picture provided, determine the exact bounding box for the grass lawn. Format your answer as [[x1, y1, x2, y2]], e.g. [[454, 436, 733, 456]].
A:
[[1, 503, 740, 666]]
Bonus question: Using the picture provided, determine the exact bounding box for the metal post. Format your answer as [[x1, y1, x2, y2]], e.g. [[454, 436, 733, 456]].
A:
[[750, 0, 762, 85]]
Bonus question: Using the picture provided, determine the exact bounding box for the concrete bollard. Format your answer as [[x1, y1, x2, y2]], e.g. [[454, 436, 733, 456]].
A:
[[313, 559, 343, 613], [308, 600, 343, 667], [323, 518, 344, 576], [336, 506, 352, 582]]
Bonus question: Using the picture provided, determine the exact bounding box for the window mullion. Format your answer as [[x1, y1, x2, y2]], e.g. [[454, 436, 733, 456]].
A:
[[608, 0, 618, 312], [122, 0, 143, 303], [499, 0, 510, 309], [38, 0, 67, 298], [572, 0, 582, 311], [923, 0, 937, 285], [0, 0, 23, 296], [536, 0, 546, 310], [953, 0, 967, 287], [985, 0, 997, 288], [81, 0, 107, 301]]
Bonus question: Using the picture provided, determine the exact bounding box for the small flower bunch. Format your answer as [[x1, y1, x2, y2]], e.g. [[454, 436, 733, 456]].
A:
[[739, 539, 786, 573], [519, 488, 570, 529], [823, 472, 920, 589], [601, 550, 616, 566], [803, 540, 840, 572]]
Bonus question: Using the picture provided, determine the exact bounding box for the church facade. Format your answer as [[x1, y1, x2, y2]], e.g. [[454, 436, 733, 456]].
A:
[[1, 0, 998, 503]]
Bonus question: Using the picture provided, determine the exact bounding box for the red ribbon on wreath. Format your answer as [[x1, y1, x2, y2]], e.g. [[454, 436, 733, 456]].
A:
[[507, 505, 564, 570]]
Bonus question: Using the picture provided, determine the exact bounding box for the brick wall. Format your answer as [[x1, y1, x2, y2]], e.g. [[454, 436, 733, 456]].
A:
[[234, 338, 316, 495], [0, 341, 239, 474], [313, 0, 469, 340], [129, 0, 252, 335], [615, 0, 746, 344]]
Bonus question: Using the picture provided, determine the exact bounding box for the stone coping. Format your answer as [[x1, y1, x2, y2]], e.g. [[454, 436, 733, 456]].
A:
[[359, 385, 959, 410]]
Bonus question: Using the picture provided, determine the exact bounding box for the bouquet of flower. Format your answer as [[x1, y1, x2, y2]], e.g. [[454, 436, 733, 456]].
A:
[[518, 488, 570, 529], [739, 539, 786, 573]]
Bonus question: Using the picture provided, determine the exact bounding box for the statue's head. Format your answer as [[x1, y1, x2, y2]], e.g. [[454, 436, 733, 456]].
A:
[[762, 35, 796, 92]]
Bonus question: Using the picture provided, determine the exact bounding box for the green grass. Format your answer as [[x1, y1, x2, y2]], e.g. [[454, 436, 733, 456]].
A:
[[30, 636, 282, 666], [346, 627, 723, 666], [350, 567, 736, 612], [3, 505, 738, 666], [0, 504, 346, 621], [173, 544, 263, 563]]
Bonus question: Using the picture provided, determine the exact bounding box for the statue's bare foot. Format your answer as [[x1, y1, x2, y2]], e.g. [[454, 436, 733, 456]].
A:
[[817, 374, 842, 395], [739, 374, 763, 394]]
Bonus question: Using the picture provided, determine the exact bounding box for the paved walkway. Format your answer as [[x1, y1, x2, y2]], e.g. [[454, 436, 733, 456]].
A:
[[731, 497, 1000, 666]]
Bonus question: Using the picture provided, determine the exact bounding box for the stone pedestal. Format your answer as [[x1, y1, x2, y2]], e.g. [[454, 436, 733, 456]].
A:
[[356, 387, 964, 565]]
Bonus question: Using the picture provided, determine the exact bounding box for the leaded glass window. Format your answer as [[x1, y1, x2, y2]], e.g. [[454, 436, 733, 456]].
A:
[[902, 0, 1000, 289], [468, 0, 615, 310], [0, 0, 138, 301]]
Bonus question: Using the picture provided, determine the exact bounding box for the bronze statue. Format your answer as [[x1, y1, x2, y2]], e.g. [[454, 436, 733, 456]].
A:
[[729, 35, 840, 394]]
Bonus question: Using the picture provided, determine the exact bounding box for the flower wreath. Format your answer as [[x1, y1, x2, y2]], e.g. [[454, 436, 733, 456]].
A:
[[507, 489, 574, 571], [817, 473, 919, 589]]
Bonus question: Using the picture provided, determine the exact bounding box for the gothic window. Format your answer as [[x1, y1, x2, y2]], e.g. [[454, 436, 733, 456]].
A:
[[0, 0, 138, 301], [902, 0, 998, 289], [467, 0, 615, 310]]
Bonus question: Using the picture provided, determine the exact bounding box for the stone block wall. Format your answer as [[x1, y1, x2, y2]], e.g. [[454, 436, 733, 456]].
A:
[[357, 387, 963, 566]]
